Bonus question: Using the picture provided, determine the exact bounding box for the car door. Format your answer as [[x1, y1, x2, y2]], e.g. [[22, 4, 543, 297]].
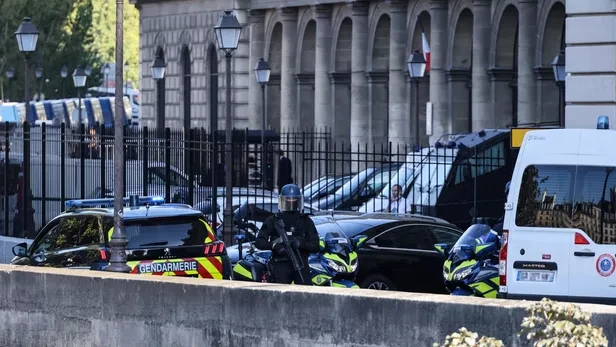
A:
[[367, 224, 440, 292], [28, 215, 103, 269]]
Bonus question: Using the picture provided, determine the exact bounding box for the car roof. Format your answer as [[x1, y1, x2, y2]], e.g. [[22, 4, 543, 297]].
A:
[[335, 214, 458, 228], [58, 204, 203, 221]]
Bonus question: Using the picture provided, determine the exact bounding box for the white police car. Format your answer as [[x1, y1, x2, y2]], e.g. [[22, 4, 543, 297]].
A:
[[499, 116, 616, 304]]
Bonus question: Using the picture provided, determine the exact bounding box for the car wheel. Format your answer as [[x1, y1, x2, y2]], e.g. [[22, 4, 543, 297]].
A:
[[360, 274, 397, 291]]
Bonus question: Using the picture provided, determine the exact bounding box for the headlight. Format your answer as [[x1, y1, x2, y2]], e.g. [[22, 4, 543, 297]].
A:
[[453, 267, 473, 281], [326, 259, 348, 273]]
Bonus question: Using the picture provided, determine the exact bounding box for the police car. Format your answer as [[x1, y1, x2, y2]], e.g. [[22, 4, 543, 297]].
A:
[[10, 195, 231, 280], [499, 116, 616, 304]]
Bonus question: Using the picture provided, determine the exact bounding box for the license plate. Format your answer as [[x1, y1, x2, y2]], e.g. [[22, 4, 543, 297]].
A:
[[516, 271, 555, 282]]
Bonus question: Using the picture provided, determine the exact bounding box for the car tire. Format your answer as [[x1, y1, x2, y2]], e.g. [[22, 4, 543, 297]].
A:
[[360, 274, 397, 291]]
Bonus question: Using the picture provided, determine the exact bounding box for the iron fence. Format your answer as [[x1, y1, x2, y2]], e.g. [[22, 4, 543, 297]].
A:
[[0, 122, 513, 238]]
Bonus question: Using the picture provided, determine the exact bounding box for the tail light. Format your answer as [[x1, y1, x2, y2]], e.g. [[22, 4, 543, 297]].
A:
[[499, 229, 509, 286], [99, 249, 109, 261], [574, 232, 590, 245], [204, 241, 226, 255]]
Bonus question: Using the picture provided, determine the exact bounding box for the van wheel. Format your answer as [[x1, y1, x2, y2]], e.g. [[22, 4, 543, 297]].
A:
[[360, 275, 396, 291]]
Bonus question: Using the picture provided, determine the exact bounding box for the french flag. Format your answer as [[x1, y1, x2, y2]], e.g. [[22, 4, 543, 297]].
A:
[[418, 18, 431, 72]]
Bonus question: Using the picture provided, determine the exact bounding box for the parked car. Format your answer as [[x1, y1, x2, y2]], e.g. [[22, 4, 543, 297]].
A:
[[333, 213, 463, 293], [315, 164, 400, 212], [303, 174, 353, 203]]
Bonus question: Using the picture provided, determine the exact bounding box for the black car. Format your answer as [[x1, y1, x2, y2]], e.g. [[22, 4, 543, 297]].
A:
[[10, 195, 231, 280], [334, 214, 463, 293]]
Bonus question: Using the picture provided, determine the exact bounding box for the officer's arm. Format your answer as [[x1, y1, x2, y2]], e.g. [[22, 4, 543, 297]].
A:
[[301, 219, 320, 253], [255, 218, 274, 250]]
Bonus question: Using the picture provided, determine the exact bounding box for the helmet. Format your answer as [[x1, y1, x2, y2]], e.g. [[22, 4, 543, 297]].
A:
[[278, 184, 304, 212]]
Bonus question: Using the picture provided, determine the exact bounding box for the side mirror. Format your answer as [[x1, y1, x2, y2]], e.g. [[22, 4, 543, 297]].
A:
[[351, 235, 368, 250], [434, 243, 450, 257], [474, 242, 496, 258], [12, 242, 27, 257]]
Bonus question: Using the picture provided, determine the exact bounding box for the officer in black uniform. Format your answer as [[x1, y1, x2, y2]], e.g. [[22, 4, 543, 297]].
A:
[[255, 183, 319, 285]]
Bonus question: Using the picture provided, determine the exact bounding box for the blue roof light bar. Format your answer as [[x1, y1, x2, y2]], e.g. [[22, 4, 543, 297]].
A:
[[65, 196, 165, 210]]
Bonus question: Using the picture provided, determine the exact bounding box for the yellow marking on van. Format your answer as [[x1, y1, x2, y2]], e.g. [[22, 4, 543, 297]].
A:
[[511, 128, 537, 149]]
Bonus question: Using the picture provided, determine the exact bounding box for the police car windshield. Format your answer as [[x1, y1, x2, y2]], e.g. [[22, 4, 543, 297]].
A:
[[124, 217, 209, 248]]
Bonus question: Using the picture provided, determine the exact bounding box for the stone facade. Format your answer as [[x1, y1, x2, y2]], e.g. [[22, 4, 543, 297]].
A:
[[133, 0, 566, 146], [565, 0, 616, 129]]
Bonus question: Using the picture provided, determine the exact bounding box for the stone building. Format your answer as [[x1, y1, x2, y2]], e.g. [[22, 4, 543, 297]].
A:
[[131, 0, 566, 146]]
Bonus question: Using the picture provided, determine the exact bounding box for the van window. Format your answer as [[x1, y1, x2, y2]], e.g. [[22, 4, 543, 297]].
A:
[[515, 164, 616, 244]]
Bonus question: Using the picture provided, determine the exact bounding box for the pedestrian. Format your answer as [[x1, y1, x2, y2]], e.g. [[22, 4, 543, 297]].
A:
[[255, 184, 319, 285], [387, 184, 408, 213], [277, 149, 293, 192]]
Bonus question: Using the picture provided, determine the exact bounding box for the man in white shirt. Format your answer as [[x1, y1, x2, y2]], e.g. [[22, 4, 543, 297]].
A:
[[388, 184, 407, 213]]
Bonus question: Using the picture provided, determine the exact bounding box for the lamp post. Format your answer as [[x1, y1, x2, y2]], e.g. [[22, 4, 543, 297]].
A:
[[5, 67, 15, 101], [106, 0, 131, 274], [60, 65, 68, 99], [103, 63, 111, 92], [15, 17, 39, 239], [407, 49, 426, 148], [34, 65, 43, 101], [72, 66, 87, 129], [254, 58, 270, 189], [151, 53, 166, 133], [215, 9, 242, 246], [124, 61, 129, 97], [552, 49, 566, 128]]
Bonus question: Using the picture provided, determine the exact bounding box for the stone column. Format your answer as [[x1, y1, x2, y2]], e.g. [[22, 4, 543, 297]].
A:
[[388, 0, 409, 149], [280, 7, 298, 132], [351, 0, 369, 154], [472, 0, 492, 129], [429, 0, 449, 143], [313, 4, 333, 134], [248, 9, 266, 130], [518, 0, 538, 124]]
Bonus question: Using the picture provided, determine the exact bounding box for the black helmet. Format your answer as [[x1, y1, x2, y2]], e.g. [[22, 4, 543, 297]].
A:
[[279, 184, 304, 212]]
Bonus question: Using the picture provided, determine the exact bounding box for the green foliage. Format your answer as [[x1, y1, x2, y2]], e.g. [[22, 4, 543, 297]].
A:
[[434, 298, 608, 347], [520, 298, 608, 347], [432, 328, 504, 347], [0, 0, 139, 102]]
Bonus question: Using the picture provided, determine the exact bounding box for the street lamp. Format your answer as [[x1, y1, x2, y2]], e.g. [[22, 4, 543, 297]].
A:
[[151, 53, 166, 132], [60, 64, 68, 99], [72, 66, 87, 129], [215, 9, 242, 246], [103, 63, 111, 92], [15, 17, 38, 239], [34, 65, 43, 101], [552, 49, 566, 127], [5, 67, 15, 101], [407, 49, 426, 147], [254, 58, 270, 189]]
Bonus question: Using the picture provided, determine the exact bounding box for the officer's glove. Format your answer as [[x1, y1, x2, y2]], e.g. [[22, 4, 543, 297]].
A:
[[290, 239, 301, 249], [272, 242, 287, 256]]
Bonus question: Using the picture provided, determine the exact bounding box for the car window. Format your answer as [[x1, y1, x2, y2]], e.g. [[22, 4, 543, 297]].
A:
[[124, 217, 209, 248], [375, 225, 434, 250], [365, 170, 397, 195], [515, 164, 616, 244], [32, 215, 101, 255], [432, 227, 461, 246]]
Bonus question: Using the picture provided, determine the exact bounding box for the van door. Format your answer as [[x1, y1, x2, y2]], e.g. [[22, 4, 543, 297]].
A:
[[568, 162, 616, 300]]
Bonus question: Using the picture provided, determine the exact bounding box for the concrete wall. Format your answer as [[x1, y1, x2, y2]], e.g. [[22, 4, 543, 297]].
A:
[[566, 0, 616, 128], [0, 237, 31, 264], [2, 265, 616, 346]]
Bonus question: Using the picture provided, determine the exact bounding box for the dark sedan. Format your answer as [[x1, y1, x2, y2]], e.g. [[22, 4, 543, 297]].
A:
[[334, 214, 463, 294]]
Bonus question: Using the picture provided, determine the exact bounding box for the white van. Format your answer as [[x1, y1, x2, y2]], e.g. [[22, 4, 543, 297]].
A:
[[499, 116, 616, 304]]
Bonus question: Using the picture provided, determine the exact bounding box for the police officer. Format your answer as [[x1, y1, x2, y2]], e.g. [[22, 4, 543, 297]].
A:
[[255, 183, 319, 285]]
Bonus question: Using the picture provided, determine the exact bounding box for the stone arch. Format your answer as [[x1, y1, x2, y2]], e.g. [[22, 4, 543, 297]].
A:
[[406, 0, 431, 57], [263, 10, 282, 66], [296, 8, 316, 73], [153, 32, 167, 58], [368, 14, 390, 72], [491, 2, 519, 68], [539, 1, 565, 66], [265, 21, 282, 131], [448, 3, 473, 69], [330, 5, 352, 70], [178, 30, 193, 58], [204, 28, 224, 62]]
